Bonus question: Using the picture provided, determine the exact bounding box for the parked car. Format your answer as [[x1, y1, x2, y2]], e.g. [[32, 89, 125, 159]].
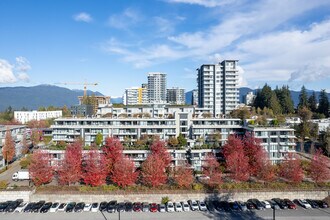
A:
[[91, 203, 99, 212], [267, 200, 280, 210], [236, 201, 247, 211], [142, 202, 149, 212], [175, 202, 183, 212], [49, 202, 60, 212], [32, 200, 45, 213], [306, 199, 319, 209], [23, 202, 35, 213], [74, 202, 85, 212], [261, 200, 271, 209], [5, 199, 23, 212], [65, 202, 76, 212], [107, 200, 117, 213], [57, 203, 67, 212], [221, 201, 231, 212], [205, 200, 214, 212], [272, 198, 288, 209], [133, 202, 142, 212], [99, 202, 108, 212], [14, 202, 28, 213], [314, 200, 328, 208], [246, 201, 256, 210], [83, 203, 92, 212], [198, 200, 208, 211], [159, 204, 166, 212], [0, 201, 11, 212], [125, 202, 133, 212], [40, 202, 52, 213], [166, 202, 175, 212], [188, 200, 199, 211], [117, 202, 126, 212], [248, 199, 264, 210], [181, 201, 190, 211], [283, 199, 296, 209], [149, 203, 158, 212], [229, 201, 239, 211], [213, 200, 223, 212], [295, 199, 312, 209]]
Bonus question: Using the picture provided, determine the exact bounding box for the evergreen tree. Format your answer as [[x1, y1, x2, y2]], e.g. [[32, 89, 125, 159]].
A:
[[253, 84, 272, 110], [318, 89, 329, 117], [276, 86, 294, 114], [269, 92, 282, 115], [308, 92, 317, 113], [298, 86, 308, 109]]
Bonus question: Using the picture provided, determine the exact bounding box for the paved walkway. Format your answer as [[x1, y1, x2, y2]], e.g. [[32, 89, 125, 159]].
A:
[[0, 160, 22, 183]]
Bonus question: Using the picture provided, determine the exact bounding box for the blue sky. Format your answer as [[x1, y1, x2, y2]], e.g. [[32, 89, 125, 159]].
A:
[[1, 0, 330, 97]]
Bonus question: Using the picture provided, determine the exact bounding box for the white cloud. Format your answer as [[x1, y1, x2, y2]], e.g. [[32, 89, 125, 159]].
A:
[[108, 8, 141, 29], [167, 0, 237, 7], [0, 57, 31, 84], [154, 17, 174, 34], [73, 12, 93, 23]]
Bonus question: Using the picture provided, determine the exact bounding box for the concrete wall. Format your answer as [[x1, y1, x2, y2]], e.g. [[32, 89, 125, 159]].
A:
[[30, 190, 330, 203], [0, 190, 34, 202]]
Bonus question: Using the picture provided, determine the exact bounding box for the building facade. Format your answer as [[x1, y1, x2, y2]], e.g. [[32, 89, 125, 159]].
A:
[[14, 110, 63, 124], [197, 60, 239, 116], [147, 72, 167, 104], [166, 87, 185, 105], [123, 86, 148, 105]]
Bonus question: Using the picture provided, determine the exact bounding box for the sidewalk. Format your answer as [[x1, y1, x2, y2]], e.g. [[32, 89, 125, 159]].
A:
[[0, 160, 21, 181]]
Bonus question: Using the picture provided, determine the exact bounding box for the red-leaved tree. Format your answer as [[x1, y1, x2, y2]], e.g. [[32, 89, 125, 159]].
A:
[[58, 140, 82, 185], [141, 154, 167, 187], [150, 140, 171, 168], [82, 149, 107, 186], [278, 153, 304, 184], [202, 154, 222, 186], [2, 128, 15, 166], [223, 135, 250, 182], [111, 156, 139, 187], [172, 162, 194, 188], [102, 137, 124, 173], [29, 150, 53, 186], [21, 132, 29, 155], [309, 149, 330, 184]]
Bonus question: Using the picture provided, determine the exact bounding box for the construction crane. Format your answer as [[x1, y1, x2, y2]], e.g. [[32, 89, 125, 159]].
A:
[[55, 82, 98, 98]]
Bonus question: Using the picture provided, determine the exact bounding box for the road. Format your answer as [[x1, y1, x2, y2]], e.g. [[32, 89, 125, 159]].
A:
[[1, 207, 330, 220]]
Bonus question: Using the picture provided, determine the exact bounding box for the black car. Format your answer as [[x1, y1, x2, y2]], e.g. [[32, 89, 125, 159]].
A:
[[23, 202, 35, 212], [306, 199, 319, 208], [222, 201, 231, 212], [212, 200, 222, 212], [32, 200, 46, 213], [248, 199, 263, 210], [0, 201, 11, 212], [5, 199, 23, 212], [107, 200, 117, 213], [246, 201, 256, 210], [272, 198, 288, 209], [65, 202, 76, 212], [314, 200, 328, 208], [99, 201, 108, 211], [40, 202, 52, 213], [74, 202, 85, 212], [125, 202, 133, 212], [117, 202, 125, 212], [205, 200, 215, 212]]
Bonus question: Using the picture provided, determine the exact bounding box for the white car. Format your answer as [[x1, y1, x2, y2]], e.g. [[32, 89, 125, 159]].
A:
[[198, 200, 208, 211], [14, 202, 28, 213], [166, 202, 175, 212], [174, 202, 183, 212], [159, 204, 166, 212], [188, 200, 199, 211], [91, 203, 99, 212], [57, 203, 67, 212], [298, 199, 312, 209], [261, 200, 271, 209], [49, 202, 60, 212], [84, 203, 92, 212], [181, 201, 190, 211]]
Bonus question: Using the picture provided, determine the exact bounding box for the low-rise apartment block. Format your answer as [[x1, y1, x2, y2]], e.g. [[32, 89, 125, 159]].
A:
[[14, 110, 62, 124]]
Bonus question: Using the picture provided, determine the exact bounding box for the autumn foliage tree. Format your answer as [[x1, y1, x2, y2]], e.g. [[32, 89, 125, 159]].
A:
[[111, 156, 139, 187], [2, 128, 15, 166], [29, 150, 53, 186], [58, 140, 82, 185], [150, 140, 171, 168], [278, 153, 304, 184], [172, 163, 194, 188], [82, 149, 107, 186], [21, 132, 29, 155], [141, 154, 167, 187], [102, 137, 124, 174], [309, 149, 330, 184], [202, 154, 222, 186]]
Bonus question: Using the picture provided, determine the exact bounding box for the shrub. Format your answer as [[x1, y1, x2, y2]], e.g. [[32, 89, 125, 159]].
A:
[[102, 184, 119, 191], [192, 183, 204, 191], [161, 196, 170, 204], [0, 180, 8, 190], [20, 154, 31, 169]]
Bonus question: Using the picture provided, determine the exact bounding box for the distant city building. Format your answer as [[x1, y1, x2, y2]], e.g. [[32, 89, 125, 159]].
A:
[[78, 95, 111, 114], [192, 89, 198, 106], [14, 110, 62, 124], [244, 91, 256, 105], [166, 87, 185, 105], [147, 72, 167, 104], [123, 86, 148, 105], [71, 104, 94, 117], [311, 118, 330, 133], [197, 60, 239, 116]]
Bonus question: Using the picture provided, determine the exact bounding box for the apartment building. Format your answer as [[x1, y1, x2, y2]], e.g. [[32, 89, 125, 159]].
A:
[[123, 86, 148, 105], [166, 87, 185, 105], [197, 60, 240, 116], [14, 110, 62, 124], [148, 72, 167, 104]]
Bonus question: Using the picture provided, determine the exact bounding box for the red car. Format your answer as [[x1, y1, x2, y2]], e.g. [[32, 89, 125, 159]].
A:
[[283, 199, 297, 209], [149, 203, 158, 212], [133, 202, 142, 212]]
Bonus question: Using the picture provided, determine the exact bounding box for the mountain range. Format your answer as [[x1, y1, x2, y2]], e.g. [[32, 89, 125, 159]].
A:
[[0, 85, 329, 111]]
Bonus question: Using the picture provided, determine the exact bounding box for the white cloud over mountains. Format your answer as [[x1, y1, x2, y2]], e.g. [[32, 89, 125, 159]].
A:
[[0, 57, 31, 84]]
